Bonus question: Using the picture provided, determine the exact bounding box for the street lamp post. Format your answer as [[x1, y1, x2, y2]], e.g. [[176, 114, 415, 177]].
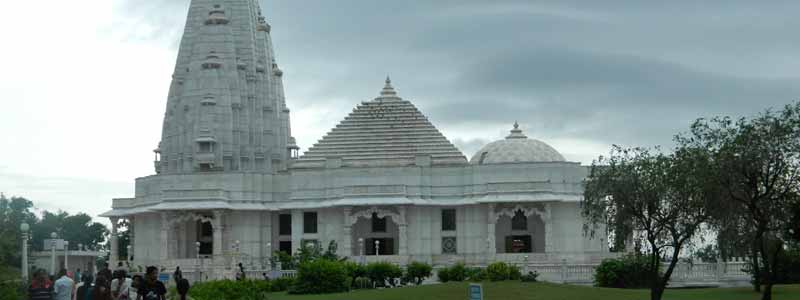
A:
[[195, 241, 201, 282], [64, 241, 69, 273], [20, 223, 29, 282], [50, 232, 57, 276]]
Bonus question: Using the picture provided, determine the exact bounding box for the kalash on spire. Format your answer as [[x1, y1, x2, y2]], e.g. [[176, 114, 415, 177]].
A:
[[103, 0, 611, 279]]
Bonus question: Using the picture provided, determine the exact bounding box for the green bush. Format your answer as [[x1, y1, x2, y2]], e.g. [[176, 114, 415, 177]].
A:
[[509, 265, 522, 280], [353, 276, 372, 289], [290, 259, 349, 294], [437, 263, 468, 282], [0, 281, 25, 300], [521, 271, 539, 282], [366, 262, 403, 287], [437, 267, 450, 282], [486, 262, 510, 281], [188, 279, 271, 300], [594, 254, 657, 288], [343, 261, 366, 281], [465, 267, 486, 282], [270, 276, 294, 292], [749, 249, 800, 284], [404, 261, 433, 285]]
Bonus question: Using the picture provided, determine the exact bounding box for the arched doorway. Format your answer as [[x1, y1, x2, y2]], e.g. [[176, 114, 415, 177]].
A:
[[495, 209, 545, 253]]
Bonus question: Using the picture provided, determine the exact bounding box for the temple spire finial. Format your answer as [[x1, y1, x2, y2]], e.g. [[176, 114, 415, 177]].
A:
[[379, 75, 398, 98], [506, 121, 527, 139]]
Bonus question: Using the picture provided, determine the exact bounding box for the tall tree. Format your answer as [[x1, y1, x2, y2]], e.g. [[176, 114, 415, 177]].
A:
[[583, 146, 718, 300], [680, 102, 800, 300], [31, 210, 108, 252], [0, 195, 37, 268]]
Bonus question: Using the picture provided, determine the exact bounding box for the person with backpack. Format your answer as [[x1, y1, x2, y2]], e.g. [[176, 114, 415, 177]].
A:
[[137, 266, 166, 300]]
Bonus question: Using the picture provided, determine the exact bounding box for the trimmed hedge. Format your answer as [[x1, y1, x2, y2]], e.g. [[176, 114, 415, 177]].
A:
[[290, 259, 349, 294], [188, 279, 271, 300], [594, 254, 657, 288], [366, 262, 403, 287], [404, 261, 433, 285]]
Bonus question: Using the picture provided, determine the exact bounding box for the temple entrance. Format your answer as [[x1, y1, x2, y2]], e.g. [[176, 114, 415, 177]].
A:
[[351, 210, 400, 256], [197, 220, 213, 255], [495, 209, 545, 253]]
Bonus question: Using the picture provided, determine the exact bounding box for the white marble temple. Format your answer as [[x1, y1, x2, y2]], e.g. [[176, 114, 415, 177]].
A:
[[101, 0, 612, 278]]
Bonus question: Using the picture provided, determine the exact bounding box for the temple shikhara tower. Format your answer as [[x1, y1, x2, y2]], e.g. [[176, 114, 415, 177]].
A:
[[102, 0, 611, 281]]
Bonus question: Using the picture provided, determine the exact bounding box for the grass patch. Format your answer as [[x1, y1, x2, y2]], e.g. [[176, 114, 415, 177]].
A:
[[266, 281, 800, 300]]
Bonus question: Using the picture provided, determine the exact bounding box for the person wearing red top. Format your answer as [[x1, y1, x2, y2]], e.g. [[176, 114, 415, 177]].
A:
[[29, 269, 54, 300]]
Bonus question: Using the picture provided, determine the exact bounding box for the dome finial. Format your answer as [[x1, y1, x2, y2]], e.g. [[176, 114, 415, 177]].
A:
[[379, 75, 398, 98], [506, 122, 527, 139]]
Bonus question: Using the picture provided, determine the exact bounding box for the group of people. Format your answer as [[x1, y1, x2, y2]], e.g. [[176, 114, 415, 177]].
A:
[[27, 263, 169, 300]]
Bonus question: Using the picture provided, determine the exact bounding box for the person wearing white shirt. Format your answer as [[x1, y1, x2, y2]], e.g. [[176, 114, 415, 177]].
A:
[[54, 269, 75, 300], [111, 270, 133, 300]]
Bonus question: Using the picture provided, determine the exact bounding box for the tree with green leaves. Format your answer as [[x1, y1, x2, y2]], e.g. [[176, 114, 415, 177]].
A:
[[583, 145, 719, 300], [0, 195, 37, 269], [679, 102, 800, 300], [30, 210, 108, 251]]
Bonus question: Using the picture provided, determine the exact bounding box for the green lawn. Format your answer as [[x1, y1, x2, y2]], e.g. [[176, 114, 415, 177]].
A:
[[266, 281, 800, 300]]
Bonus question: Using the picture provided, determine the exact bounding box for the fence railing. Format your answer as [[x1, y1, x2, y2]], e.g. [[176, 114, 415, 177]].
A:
[[519, 261, 750, 286]]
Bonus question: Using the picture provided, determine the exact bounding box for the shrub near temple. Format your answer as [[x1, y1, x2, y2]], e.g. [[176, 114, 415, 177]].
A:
[[290, 259, 349, 294], [594, 254, 657, 288], [404, 261, 433, 285], [366, 262, 403, 287], [188, 279, 271, 300]]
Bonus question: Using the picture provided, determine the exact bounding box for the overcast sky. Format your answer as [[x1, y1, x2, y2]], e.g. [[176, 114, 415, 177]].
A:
[[1, 0, 799, 223]]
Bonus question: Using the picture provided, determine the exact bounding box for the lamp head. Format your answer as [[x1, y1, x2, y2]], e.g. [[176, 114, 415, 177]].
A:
[[20, 222, 29, 232], [50, 232, 57, 239]]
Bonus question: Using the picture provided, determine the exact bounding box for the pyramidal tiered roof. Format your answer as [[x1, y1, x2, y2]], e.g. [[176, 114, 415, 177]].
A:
[[293, 78, 468, 168]]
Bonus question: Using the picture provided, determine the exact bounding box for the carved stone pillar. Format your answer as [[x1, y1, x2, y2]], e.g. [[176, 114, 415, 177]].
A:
[[398, 206, 408, 256], [342, 207, 352, 256], [212, 210, 225, 260], [291, 210, 302, 254], [486, 204, 496, 256], [159, 213, 169, 261], [544, 204, 553, 253], [128, 216, 135, 261], [110, 217, 119, 268]]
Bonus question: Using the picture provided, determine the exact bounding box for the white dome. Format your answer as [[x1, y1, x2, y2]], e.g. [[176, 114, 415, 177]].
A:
[[470, 123, 565, 164]]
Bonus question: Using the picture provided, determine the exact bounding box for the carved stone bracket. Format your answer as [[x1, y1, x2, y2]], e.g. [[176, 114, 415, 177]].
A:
[[493, 203, 550, 222], [348, 206, 405, 226]]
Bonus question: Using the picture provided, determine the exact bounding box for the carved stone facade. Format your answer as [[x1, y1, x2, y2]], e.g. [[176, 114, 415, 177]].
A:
[[101, 0, 613, 279]]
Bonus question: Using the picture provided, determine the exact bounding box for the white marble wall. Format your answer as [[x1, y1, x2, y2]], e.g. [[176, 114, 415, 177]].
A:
[[132, 213, 161, 267]]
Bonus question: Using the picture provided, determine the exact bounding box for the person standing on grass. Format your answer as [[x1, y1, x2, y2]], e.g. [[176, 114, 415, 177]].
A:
[[54, 269, 75, 300], [176, 276, 190, 300], [137, 266, 166, 300]]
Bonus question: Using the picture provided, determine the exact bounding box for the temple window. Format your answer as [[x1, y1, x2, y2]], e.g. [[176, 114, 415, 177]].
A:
[[279, 241, 292, 255], [441, 209, 456, 231], [511, 210, 527, 231], [371, 213, 386, 233], [279, 214, 291, 235], [198, 141, 213, 153], [303, 212, 317, 234]]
